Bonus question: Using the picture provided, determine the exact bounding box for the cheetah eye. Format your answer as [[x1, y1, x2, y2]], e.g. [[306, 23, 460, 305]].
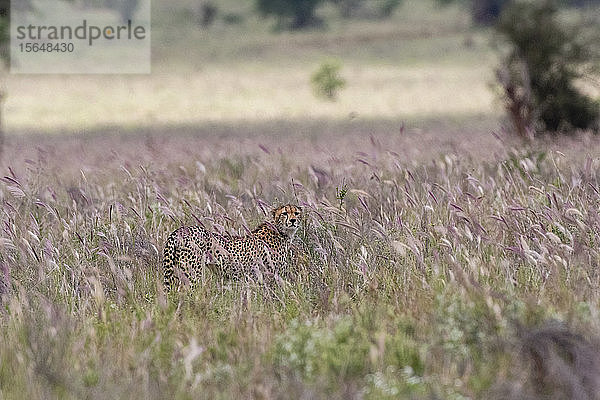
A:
[[294, 211, 300, 216]]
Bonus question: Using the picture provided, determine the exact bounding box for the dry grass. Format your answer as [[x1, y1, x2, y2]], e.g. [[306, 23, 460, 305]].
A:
[[2, 125, 600, 399], [5, 63, 497, 132]]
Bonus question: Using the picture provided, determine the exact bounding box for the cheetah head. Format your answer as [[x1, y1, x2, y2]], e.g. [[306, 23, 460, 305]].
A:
[[272, 204, 302, 238]]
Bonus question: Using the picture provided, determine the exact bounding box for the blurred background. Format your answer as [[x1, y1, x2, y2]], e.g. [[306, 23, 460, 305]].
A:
[[1, 0, 598, 142], [3, 1, 489, 133], [2, 0, 595, 136]]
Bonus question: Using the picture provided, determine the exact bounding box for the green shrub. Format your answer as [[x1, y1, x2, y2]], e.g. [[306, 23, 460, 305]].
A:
[[311, 60, 346, 101], [364, 366, 426, 399], [495, 0, 600, 136], [271, 317, 370, 381]]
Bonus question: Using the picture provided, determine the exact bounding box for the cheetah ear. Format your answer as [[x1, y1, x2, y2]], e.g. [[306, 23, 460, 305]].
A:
[[272, 207, 279, 220]]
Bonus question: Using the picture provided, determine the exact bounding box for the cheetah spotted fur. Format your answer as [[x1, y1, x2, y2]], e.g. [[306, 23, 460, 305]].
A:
[[163, 204, 302, 288]]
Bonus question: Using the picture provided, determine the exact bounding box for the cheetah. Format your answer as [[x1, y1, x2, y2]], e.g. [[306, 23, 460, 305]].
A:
[[163, 204, 302, 289]]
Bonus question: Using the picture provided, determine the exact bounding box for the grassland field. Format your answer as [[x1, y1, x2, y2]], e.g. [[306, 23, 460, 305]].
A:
[[2, 0, 600, 399], [6, 0, 498, 133]]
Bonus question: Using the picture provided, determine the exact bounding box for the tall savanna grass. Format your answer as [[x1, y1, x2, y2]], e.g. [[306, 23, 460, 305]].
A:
[[1, 130, 600, 399]]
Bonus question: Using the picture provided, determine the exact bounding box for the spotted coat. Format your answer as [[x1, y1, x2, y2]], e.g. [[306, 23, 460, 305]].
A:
[[163, 204, 302, 288]]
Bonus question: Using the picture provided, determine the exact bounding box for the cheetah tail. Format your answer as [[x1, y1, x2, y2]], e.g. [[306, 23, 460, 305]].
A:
[[163, 233, 178, 290]]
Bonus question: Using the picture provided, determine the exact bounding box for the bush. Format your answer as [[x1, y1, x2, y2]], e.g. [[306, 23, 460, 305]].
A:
[[256, 0, 324, 29], [311, 60, 346, 101], [436, 0, 509, 25], [492, 321, 600, 400], [471, 0, 509, 25], [495, 0, 600, 137], [332, 0, 403, 19], [198, 2, 218, 27], [117, 0, 140, 23], [377, 0, 403, 17], [271, 317, 370, 381]]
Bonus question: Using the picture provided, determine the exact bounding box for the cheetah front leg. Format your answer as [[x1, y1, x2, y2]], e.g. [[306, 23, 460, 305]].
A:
[[172, 247, 197, 290]]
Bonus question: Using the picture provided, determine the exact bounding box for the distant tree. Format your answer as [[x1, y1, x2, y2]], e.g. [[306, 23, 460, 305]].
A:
[[331, 0, 361, 17], [438, 0, 600, 25], [378, 0, 403, 17], [0, 2, 8, 58], [436, 0, 508, 25], [471, 0, 508, 24], [99, 0, 140, 23], [199, 2, 218, 27], [495, 0, 599, 136], [331, 0, 403, 19], [559, 0, 600, 5], [118, 0, 139, 23], [256, 0, 324, 29], [0, 0, 10, 160]]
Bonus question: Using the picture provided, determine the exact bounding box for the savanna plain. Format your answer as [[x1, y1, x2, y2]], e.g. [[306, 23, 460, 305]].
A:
[[2, 1, 600, 399]]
